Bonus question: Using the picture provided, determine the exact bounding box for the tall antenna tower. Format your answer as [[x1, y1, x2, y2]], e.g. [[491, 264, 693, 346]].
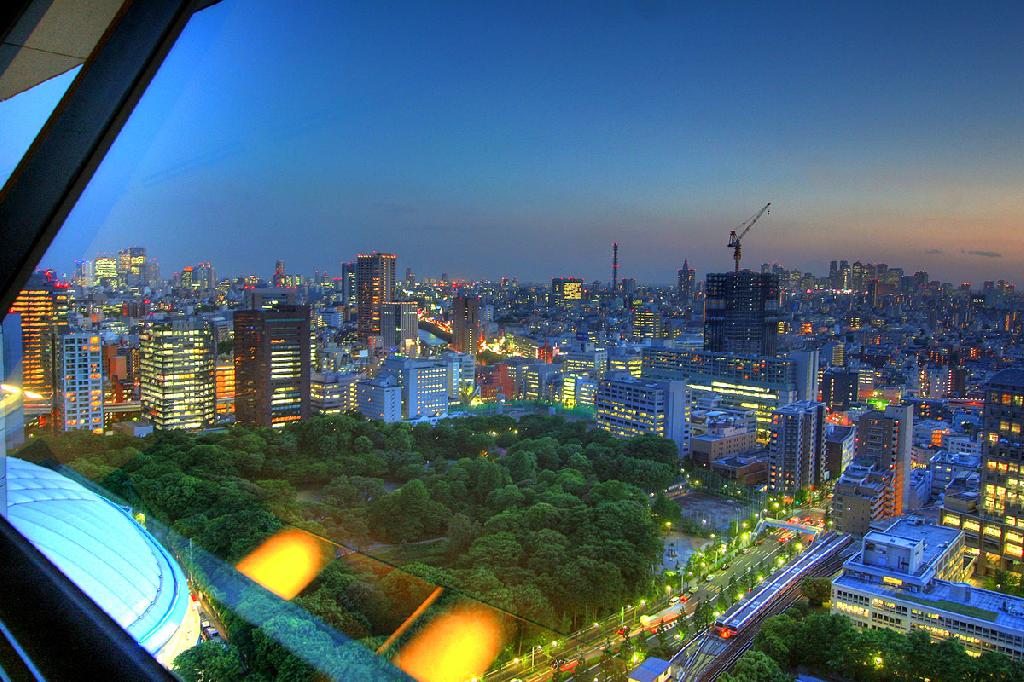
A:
[[612, 242, 619, 291]]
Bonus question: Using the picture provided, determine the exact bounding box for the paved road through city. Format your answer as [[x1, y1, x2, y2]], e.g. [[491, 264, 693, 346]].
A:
[[483, 532, 790, 682]]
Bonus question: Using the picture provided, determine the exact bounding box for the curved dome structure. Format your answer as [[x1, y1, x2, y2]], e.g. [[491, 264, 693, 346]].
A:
[[5, 457, 199, 666]]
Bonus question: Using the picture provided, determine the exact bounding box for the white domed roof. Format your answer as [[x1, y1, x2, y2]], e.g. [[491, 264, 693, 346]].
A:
[[5, 457, 191, 656]]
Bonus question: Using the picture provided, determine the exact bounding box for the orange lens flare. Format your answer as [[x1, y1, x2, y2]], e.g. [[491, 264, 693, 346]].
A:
[[235, 529, 329, 600], [394, 605, 504, 682]]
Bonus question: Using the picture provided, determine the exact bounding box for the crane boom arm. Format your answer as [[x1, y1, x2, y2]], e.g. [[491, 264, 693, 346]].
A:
[[730, 202, 771, 245]]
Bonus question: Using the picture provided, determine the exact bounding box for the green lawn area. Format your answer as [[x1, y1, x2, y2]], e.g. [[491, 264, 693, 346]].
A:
[[371, 538, 450, 566], [901, 593, 998, 622]]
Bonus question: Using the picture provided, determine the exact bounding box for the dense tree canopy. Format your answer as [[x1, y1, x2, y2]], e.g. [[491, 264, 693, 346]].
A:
[[745, 609, 1024, 682], [23, 414, 675, 681]]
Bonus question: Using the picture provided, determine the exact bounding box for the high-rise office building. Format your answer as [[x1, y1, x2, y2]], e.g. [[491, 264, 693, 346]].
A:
[[788, 348, 820, 402], [561, 347, 608, 379], [942, 370, 1024, 575], [214, 361, 235, 417], [380, 301, 419, 356], [340, 261, 356, 306], [859, 404, 913, 516], [356, 375, 402, 422], [768, 401, 826, 492], [8, 273, 71, 411], [832, 404, 912, 534], [310, 371, 360, 415], [117, 247, 147, 288], [93, 256, 119, 288], [442, 351, 475, 401], [382, 357, 448, 421], [233, 305, 312, 428], [642, 347, 807, 440], [595, 373, 691, 455], [822, 368, 859, 411], [243, 287, 297, 311], [550, 277, 583, 307], [57, 332, 104, 433], [193, 261, 215, 292], [703, 271, 780, 356], [272, 260, 287, 288], [356, 252, 396, 340], [139, 319, 215, 430], [451, 295, 480, 356], [632, 308, 661, 340], [73, 259, 94, 289], [677, 259, 695, 299]]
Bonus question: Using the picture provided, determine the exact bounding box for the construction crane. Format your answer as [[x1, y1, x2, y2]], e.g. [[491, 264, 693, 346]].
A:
[[727, 203, 771, 272]]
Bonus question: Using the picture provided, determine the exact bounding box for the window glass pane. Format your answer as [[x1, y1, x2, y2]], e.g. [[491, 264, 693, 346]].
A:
[[3, 2, 1024, 681], [0, 66, 79, 187]]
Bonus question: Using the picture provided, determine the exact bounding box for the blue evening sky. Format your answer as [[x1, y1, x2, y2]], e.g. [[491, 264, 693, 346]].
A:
[[2, 1, 1023, 284]]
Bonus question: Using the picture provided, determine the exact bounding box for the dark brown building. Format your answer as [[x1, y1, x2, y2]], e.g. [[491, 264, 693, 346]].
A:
[[452, 295, 480, 356], [234, 305, 311, 427]]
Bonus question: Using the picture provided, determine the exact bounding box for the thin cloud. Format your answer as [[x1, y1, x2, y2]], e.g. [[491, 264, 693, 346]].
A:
[[924, 248, 944, 255], [961, 249, 1002, 258]]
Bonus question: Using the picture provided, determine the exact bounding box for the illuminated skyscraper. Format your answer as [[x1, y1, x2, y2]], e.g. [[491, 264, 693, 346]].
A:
[[942, 370, 1024, 575], [704, 271, 780, 356], [340, 261, 356, 306], [8, 274, 71, 410], [356, 252, 396, 340], [832, 404, 913, 535], [57, 332, 104, 433], [193, 261, 215, 292], [117, 247, 147, 288], [677, 259, 695, 299], [380, 301, 419, 356], [451, 295, 480, 356], [822, 369, 859, 411], [272, 260, 287, 288], [642, 347, 806, 441], [632, 307, 661, 340], [550, 277, 583, 307], [858, 404, 913, 516], [310, 371, 360, 415], [768, 400, 826, 492], [214, 361, 235, 417], [73, 259, 94, 289], [139, 319, 215, 430], [93, 256, 119, 288], [234, 305, 311, 428]]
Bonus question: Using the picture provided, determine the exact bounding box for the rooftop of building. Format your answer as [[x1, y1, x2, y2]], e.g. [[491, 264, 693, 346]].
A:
[[850, 516, 961, 579], [5, 457, 193, 656], [627, 657, 672, 682], [713, 451, 769, 468], [776, 400, 824, 414], [836, 457, 889, 483], [826, 424, 856, 442], [602, 372, 673, 389], [834, 573, 1024, 631], [930, 450, 981, 467], [988, 368, 1024, 389]]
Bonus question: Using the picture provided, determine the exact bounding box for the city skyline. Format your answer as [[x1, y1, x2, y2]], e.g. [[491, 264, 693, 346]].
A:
[[37, 244, 1022, 291], [2, 2, 1024, 284], [8, 4, 1024, 680]]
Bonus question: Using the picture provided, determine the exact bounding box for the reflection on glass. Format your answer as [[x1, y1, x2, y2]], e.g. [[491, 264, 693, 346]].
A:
[[6, 1, 1024, 680]]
